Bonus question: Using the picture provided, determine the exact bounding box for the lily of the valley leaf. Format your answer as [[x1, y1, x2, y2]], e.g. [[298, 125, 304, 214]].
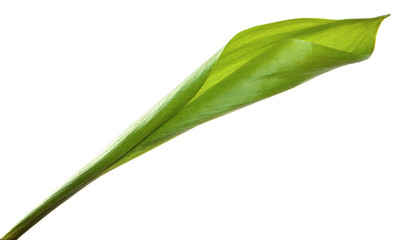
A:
[[2, 15, 388, 240]]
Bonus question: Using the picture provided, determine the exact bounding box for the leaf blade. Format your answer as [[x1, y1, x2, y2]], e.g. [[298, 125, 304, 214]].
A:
[[104, 15, 388, 172]]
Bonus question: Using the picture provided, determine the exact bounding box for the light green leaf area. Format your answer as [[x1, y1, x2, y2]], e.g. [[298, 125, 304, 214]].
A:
[[2, 15, 388, 240], [103, 15, 387, 172]]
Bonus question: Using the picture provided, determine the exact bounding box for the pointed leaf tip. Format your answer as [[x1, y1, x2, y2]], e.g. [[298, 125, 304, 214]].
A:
[[367, 14, 390, 20], [372, 14, 390, 21]]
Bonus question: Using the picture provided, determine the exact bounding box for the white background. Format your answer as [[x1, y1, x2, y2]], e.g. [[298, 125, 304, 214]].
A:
[[0, 1, 400, 240]]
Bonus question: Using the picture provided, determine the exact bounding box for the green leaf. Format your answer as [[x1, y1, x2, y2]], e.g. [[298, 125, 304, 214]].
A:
[[2, 15, 388, 240]]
